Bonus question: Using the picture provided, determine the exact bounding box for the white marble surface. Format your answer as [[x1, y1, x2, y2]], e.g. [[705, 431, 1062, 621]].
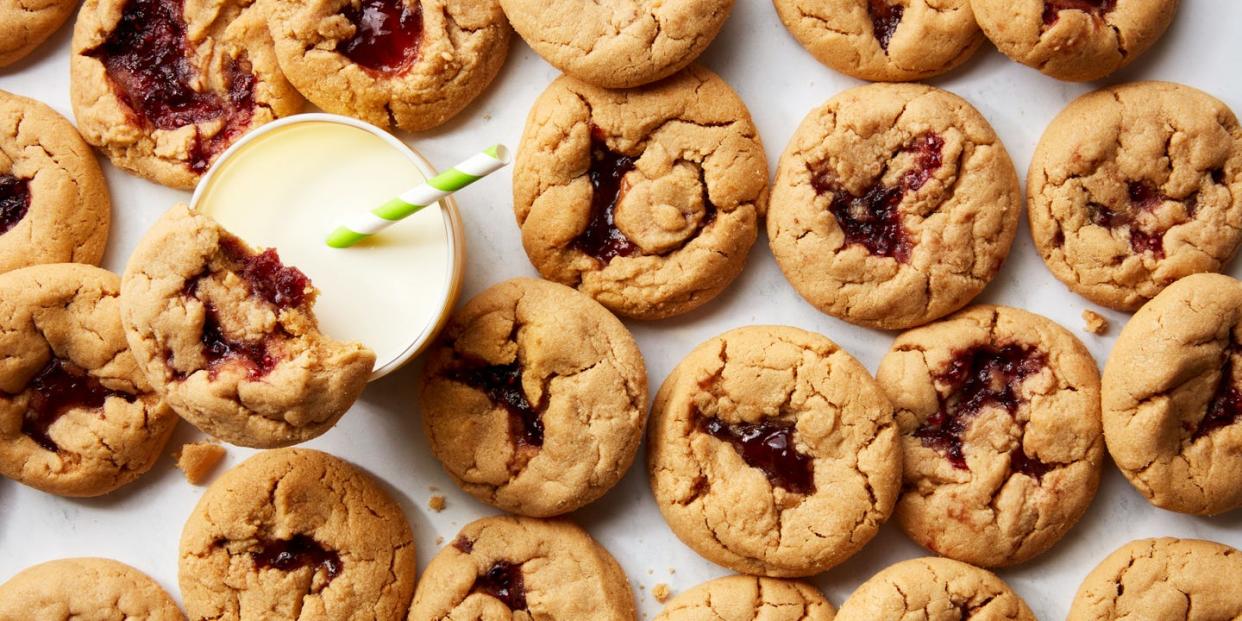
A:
[[2, 1, 1241, 618]]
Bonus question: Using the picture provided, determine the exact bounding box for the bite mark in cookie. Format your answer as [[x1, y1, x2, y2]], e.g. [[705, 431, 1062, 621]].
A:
[[0, 175, 31, 235], [337, 0, 424, 75], [19, 359, 137, 452]]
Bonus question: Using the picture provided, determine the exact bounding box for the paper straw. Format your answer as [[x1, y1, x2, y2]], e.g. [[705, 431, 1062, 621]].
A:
[[326, 144, 511, 248]]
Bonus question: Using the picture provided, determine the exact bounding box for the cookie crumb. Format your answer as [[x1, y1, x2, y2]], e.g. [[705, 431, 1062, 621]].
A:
[[428, 495, 446, 512], [652, 583, 671, 603], [174, 442, 226, 485], [435, 536, 444, 546], [1082, 310, 1109, 335]]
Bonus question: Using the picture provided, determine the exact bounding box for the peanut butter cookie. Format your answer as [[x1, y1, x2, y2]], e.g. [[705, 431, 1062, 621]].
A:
[[0, 557, 185, 620], [655, 575, 836, 621], [835, 557, 1035, 621], [0, 0, 75, 67]]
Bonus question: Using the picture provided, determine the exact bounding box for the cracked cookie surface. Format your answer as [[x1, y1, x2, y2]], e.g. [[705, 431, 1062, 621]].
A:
[[179, 448, 416, 621], [120, 205, 375, 448], [768, 83, 1021, 330], [835, 557, 1035, 621], [420, 277, 648, 517], [655, 575, 835, 621], [876, 304, 1103, 567], [0, 557, 185, 620], [408, 515, 636, 621], [0, 0, 75, 67], [1028, 82, 1242, 311], [499, 0, 732, 88], [70, 0, 302, 189], [972, 0, 1178, 82], [514, 66, 768, 320], [774, 0, 983, 82], [648, 326, 901, 577], [0, 90, 110, 275], [1102, 273, 1242, 515], [0, 264, 177, 497], [266, 0, 510, 132], [1069, 538, 1242, 621]]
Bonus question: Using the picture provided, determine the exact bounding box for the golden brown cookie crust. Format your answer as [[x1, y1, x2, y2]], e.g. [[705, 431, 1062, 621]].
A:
[[421, 278, 648, 517], [179, 448, 416, 621], [655, 575, 836, 621], [648, 326, 901, 577], [514, 66, 769, 320], [499, 0, 732, 88], [1028, 82, 1242, 311], [408, 515, 636, 620], [877, 305, 1103, 567], [1102, 273, 1242, 515], [768, 83, 1021, 330], [0, 90, 110, 275], [120, 205, 375, 448], [1068, 538, 1242, 621], [972, 0, 1179, 82], [835, 557, 1036, 621], [0, 0, 75, 67], [774, 0, 983, 82], [266, 0, 510, 132], [0, 264, 177, 497], [0, 557, 185, 620]]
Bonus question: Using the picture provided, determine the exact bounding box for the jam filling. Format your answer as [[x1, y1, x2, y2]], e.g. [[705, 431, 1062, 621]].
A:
[[453, 536, 474, 553], [200, 303, 277, 379], [0, 174, 31, 235], [1195, 350, 1242, 439], [87, 0, 257, 172], [811, 133, 944, 263], [572, 126, 640, 264], [16, 358, 136, 452], [236, 248, 312, 308], [1086, 181, 1178, 258], [471, 561, 527, 611], [449, 362, 545, 447], [1042, 0, 1117, 26], [914, 344, 1048, 476], [252, 535, 343, 582], [337, 0, 424, 74], [698, 413, 815, 495], [867, 0, 904, 51]]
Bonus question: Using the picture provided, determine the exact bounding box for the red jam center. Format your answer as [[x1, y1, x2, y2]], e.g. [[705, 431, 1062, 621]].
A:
[[867, 0, 904, 51], [1086, 181, 1175, 259], [698, 414, 815, 495], [252, 535, 343, 582], [452, 536, 474, 553], [1042, 0, 1117, 25], [472, 561, 527, 611], [337, 0, 424, 74], [573, 126, 641, 264], [914, 344, 1048, 476], [449, 362, 545, 447], [0, 174, 31, 235], [200, 303, 277, 379], [17, 359, 136, 452], [237, 248, 312, 308], [1196, 350, 1242, 439], [811, 133, 944, 263], [87, 0, 257, 172]]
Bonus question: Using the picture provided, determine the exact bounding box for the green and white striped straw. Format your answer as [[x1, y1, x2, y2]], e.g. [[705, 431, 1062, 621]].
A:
[[326, 144, 511, 248]]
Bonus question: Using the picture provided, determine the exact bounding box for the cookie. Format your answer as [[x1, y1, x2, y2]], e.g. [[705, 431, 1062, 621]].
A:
[[0, 0, 75, 67], [0, 91, 110, 275], [774, 0, 983, 82], [1028, 82, 1242, 311], [179, 448, 416, 621], [70, 0, 302, 189], [0, 264, 177, 497], [1069, 538, 1242, 621], [0, 557, 184, 620], [972, 0, 1178, 82], [500, 0, 731, 89], [408, 515, 636, 620], [835, 557, 1036, 621], [420, 278, 648, 517], [266, 0, 510, 132], [1102, 273, 1242, 515], [655, 576, 836, 621], [768, 83, 1021, 330], [876, 304, 1103, 567], [120, 205, 374, 448], [514, 66, 769, 320], [648, 326, 901, 577]]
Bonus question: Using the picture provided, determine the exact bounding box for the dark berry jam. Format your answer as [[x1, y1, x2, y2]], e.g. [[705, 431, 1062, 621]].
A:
[[572, 125, 640, 264], [239, 249, 311, 309], [867, 0, 904, 51], [337, 0, 424, 74], [698, 414, 815, 494], [18, 358, 136, 452], [1195, 351, 1242, 440], [252, 535, 342, 581], [1085, 180, 1172, 258], [811, 133, 944, 263], [914, 343, 1047, 471], [471, 561, 527, 610], [0, 174, 31, 235], [449, 362, 545, 447], [200, 303, 277, 379], [1042, 0, 1117, 25]]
